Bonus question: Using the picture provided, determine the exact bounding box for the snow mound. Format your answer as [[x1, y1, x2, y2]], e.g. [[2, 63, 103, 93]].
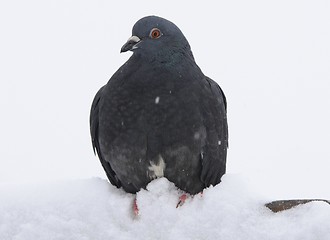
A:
[[0, 175, 329, 240]]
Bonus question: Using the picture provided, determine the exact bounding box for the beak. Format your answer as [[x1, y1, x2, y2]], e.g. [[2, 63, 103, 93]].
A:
[[120, 36, 141, 53]]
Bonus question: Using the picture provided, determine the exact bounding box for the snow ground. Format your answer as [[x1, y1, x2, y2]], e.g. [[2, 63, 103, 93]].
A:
[[1, 175, 329, 240]]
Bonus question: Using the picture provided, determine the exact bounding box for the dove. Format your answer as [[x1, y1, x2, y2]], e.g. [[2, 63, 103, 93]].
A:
[[90, 16, 228, 200]]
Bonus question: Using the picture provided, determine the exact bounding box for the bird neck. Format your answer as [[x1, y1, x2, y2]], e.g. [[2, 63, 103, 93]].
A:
[[132, 42, 195, 67]]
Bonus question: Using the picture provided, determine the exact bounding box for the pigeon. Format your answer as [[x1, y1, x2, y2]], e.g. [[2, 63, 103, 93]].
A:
[[90, 16, 228, 197]]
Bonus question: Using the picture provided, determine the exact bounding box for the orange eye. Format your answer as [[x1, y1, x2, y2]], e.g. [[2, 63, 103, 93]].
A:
[[150, 28, 162, 39]]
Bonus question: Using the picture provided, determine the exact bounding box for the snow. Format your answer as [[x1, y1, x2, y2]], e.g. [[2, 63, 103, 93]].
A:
[[0, 1, 329, 200], [1, 175, 329, 240]]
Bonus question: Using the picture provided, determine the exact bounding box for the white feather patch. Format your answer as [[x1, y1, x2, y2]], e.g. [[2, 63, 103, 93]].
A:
[[148, 155, 166, 179]]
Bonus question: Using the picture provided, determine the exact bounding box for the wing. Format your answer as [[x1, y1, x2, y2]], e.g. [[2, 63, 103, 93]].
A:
[[90, 86, 121, 188], [200, 77, 228, 187]]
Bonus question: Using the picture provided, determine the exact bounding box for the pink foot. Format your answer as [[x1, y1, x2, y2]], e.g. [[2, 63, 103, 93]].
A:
[[176, 192, 203, 208], [176, 194, 187, 208], [133, 198, 139, 216]]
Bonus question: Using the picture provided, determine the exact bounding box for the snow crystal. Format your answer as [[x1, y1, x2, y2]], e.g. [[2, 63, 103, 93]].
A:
[[0, 175, 329, 240]]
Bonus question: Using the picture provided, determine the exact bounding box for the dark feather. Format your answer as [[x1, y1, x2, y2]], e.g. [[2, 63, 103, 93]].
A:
[[90, 86, 121, 188]]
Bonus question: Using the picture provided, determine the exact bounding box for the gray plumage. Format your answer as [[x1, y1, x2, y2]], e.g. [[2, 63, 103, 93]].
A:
[[90, 16, 228, 195]]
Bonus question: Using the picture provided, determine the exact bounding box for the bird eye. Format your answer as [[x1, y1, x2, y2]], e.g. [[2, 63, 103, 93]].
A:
[[150, 28, 162, 39]]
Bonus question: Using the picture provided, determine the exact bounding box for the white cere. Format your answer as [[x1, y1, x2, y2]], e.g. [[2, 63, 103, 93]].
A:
[[155, 96, 160, 104]]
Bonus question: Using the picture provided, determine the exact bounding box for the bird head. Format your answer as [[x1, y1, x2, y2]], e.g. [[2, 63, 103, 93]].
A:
[[121, 16, 194, 62]]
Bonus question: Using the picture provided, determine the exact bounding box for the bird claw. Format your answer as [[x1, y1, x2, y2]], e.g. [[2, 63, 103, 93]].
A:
[[176, 194, 188, 208], [133, 198, 139, 216], [134, 191, 202, 215]]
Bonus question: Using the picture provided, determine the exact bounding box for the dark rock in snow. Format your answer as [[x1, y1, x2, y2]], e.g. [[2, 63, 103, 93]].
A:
[[266, 199, 330, 213]]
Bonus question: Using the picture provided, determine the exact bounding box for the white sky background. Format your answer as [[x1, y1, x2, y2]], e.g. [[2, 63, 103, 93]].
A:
[[0, 1, 329, 200]]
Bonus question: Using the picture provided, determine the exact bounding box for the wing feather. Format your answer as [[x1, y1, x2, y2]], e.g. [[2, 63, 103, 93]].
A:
[[200, 77, 228, 187], [90, 86, 121, 188]]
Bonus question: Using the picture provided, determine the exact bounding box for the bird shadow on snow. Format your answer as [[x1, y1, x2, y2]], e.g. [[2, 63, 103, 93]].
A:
[[0, 175, 330, 240]]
